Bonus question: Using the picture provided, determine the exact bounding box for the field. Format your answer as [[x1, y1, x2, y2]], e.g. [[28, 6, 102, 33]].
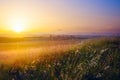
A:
[[0, 37, 120, 80], [0, 39, 81, 64]]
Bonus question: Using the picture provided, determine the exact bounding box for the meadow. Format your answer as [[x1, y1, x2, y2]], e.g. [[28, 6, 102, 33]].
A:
[[0, 37, 120, 80]]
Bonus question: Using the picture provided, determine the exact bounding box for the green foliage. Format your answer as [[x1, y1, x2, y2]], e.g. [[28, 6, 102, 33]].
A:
[[0, 38, 120, 80]]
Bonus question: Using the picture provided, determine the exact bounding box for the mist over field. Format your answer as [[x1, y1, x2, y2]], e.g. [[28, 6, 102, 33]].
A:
[[0, 35, 119, 80], [0, 0, 120, 80], [0, 36, 82, 64]]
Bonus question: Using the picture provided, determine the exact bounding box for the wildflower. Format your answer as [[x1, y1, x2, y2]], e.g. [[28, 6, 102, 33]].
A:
[[75, 49, 79, 55], [104, 66, 110, 70], [31, 65, 36, 70], [100, 48, 108, 54], [24, 65, 28, 71], [31, 60, 36, 64], [96, 73, 102, 78], [47, 64, 51, 68], [57, 62, 61, 66]]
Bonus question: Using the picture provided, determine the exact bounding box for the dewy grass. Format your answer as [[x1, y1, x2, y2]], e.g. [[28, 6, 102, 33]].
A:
[[0, 37, 120, 80]]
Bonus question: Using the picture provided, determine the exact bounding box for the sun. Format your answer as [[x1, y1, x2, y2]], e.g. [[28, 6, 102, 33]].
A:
[[9, 16, 28, 33], [13, 25, 24, 33]]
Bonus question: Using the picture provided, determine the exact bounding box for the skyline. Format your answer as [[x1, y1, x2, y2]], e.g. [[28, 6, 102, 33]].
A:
[[0, 0, 120, 35]]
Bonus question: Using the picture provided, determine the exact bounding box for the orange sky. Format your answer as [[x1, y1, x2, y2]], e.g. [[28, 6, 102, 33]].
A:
[[0, 0, 120, 35]]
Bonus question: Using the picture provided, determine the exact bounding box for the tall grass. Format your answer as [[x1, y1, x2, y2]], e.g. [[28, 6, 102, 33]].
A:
[[0, 38, 120, 80]]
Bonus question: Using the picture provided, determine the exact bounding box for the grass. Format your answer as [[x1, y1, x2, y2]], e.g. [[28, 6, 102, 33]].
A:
[[0, 37, 120, 80]]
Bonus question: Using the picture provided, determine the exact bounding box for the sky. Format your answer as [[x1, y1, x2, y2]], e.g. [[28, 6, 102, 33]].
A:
[[0, 0, 120, 35]]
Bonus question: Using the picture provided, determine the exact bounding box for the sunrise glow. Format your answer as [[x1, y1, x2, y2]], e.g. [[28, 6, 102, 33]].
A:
[[12, 25, 24, 33], [0, 0, 119, 34]]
